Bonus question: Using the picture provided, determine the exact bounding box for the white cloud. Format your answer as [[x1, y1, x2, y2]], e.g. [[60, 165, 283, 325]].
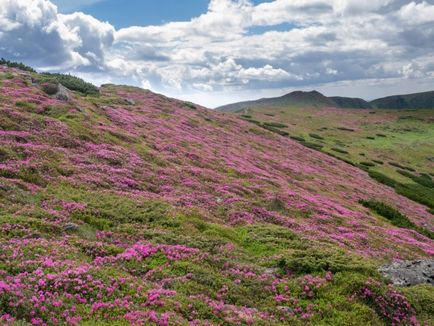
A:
[[398, 1, 434, 24], [1, 0, 434, 107]]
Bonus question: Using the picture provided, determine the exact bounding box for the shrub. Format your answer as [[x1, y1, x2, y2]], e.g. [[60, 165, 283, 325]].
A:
[[290, 136, 305, 142], [309, 133, 324, 140], [389, 162, 415, 171], [262, 124, 289, 136], [368, 170, 397, 188], [279, 247, 374, 275], [360, 161, 375, 167], [337, 127, 355, 132], [357, 279, 418, 325], [263, 122, 288, 129], [359, 199, 433, 239], [331, 147, 349, 154], [241, 117, 261, 125], [15, 101, 37, 110], [366, 136, 375, 140], [0, 58, 35, 72], [184, 102, 197, 109], [395, 184, 434, 209], [372, 160, 383, 165], [301, 142, 323, 150], [396, 170, 434, 189], [241, 115, 252, 119], [41, 73, 99, 96], [376, 133, 387, 137]]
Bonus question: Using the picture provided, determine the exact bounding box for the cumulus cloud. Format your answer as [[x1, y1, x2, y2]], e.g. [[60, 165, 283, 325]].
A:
[[0, 0, 114, 69], [1, 0, 434, 107]]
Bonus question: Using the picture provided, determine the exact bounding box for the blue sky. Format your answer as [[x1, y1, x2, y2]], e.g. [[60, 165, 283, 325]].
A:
[[52, 0, 271, 28], [52, 0, 211, 28], [2, 0, 434, 107]]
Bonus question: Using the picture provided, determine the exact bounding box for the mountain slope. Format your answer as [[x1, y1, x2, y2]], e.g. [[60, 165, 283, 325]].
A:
[[217, 91, 372, 112], [0, 65, 433, 325], [371, 90, 434, 109], [329, 96, 372, 109], [218, 90, 337, 112]]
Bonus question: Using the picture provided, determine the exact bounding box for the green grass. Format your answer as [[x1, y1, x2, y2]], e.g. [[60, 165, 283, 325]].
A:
[[238, 107, 434, 211], [359, 199, 434, 239]]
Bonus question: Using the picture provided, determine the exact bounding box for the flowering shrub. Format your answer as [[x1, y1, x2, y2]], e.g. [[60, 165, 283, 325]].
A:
[[0, 66, 431, 325], [357, 279, 419, 325]]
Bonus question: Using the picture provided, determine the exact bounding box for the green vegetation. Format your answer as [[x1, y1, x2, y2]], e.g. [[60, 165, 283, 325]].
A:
[[359, 199, 433, 239], [40, 73, 99, 95], [235, 106, 434, 213], [263, 122, 288, 128], [290, 136, 306, 142], [309, 133, 324, 140], [331, 147, 349, 154], [0, 58, 36, 72]]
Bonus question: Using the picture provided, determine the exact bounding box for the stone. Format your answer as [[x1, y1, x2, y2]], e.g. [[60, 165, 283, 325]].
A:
[[63, 223, 79, 233], [55, 84, 70, 101], [379, 259, 434, 286]]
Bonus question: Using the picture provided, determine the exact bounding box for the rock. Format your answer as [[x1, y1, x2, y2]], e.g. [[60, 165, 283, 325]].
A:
[[125, 98, 135, 105], [55, 84, 70, 101], [63, 223, 79, 233], [379, 259, 434, 286], [41, 82, 59, 95], [41, 82, 70, 101]]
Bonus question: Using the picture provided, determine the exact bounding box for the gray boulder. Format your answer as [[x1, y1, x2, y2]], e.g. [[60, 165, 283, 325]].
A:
[[379, 260, 434, 286]]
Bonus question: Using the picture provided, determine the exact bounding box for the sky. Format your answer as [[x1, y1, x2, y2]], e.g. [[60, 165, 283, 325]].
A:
[[1, 0, 434, 108]]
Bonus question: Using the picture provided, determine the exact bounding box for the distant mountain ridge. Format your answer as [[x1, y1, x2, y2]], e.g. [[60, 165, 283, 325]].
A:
[[370, 90, 434, 109], [217, 90, 434, 111]]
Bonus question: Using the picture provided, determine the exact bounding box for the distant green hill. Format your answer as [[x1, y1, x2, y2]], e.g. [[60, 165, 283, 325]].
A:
[[371, 90, 434, 109], [330, 96, 372, 109], [218, 90, 434, 111], [218, 90, 337, 112]]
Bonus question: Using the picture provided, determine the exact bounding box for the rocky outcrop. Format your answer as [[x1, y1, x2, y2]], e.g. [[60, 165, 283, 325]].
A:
[[379, 260, 434, 286]]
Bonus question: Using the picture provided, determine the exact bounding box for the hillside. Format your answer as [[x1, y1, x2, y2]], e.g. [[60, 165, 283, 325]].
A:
[[0, 65, 433, 325], [371, 90, 434, 109], [232, 104, 434, 215], [218, 90, 434, 111], [217, 90, 337, 112], [329, 96, 372, 109]]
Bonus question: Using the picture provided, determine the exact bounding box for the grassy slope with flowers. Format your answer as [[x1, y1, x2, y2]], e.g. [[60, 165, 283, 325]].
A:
[[0, 65, 433, 325], [235, 106, 434, 213]]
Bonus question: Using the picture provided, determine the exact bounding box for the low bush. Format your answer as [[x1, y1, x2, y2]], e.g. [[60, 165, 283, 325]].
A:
[[41, 73, 99, 96], [368, 170, 397, 187], [290, 136, 305, 142], [331, 147, 349, 154], [184, 102, 197, 109], [301, 142, 323, 150], [263, 122, 288, 128], [360, 161, 375, 167], [376, 133, 387, 137], [15, 101, 37, 110], [359, 199, 433, 239], [0, 58, 35, 72], [395, 183, 434, 209], [279, 247, 374, 275], [337, 127, 355, 132], [396, 170, 434, 189], [372, 160, 384, 165], [366, 136, 375, 140], [309, 133, 324, 140], [389, 162, 415, 171], [262, 124, 289, 136]]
